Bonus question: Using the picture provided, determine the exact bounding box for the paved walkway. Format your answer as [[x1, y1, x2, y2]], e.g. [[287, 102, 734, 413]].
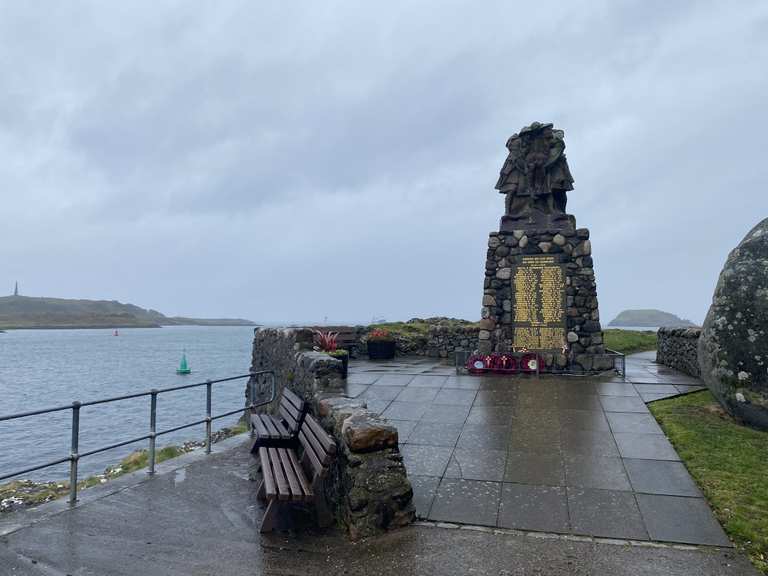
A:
[[344, 352, 724, 546], [0, 436, 756, 576]]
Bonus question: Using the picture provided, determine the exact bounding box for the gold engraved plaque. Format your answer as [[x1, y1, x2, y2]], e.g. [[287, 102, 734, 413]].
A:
[[512, 255, 567, 350]]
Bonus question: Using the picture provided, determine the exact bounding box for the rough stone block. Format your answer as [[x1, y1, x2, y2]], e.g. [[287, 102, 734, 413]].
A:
[[342, 412, 398, 453], [574, 354, 594, 371], [482, 295, 497, 306]]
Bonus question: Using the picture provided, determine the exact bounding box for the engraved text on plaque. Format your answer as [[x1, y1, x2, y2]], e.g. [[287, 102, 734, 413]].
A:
[[512, 255, 567, 350]]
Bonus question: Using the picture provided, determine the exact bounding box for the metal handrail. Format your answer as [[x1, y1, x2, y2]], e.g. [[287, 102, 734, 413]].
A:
[[0, 370, 275, 504], [605, 348, 627, 381]]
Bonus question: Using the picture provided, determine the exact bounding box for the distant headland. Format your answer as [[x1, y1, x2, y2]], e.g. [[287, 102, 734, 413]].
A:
[[0, 293, 256, 330], [608, 309, 696, 328]]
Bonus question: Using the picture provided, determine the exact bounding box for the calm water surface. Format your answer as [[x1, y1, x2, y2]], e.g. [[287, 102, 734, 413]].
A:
[[0, 326, 255, 481]]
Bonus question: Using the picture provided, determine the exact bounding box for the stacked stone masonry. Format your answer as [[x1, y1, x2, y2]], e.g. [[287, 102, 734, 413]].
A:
[[322, 325, 480, 359], [478, 228, 608, 372], [425, 325, 481, 359], [248, 328, 414, 539], [656, 327, 702, 378]]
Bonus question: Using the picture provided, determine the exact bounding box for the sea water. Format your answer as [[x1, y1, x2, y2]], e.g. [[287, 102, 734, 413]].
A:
[[0, 326, 255, 481]]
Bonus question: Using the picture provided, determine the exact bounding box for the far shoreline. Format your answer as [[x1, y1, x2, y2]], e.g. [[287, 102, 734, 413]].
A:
[[0, 323, 259, 331]]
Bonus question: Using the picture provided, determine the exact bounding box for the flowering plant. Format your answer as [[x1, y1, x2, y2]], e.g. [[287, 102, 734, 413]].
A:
[[313, 330, 338, 352], [367, 328, 395, 342]]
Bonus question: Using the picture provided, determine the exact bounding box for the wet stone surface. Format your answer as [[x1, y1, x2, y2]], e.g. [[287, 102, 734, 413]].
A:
[[0, 417, 752, 575], [343, 353, 725, 546]]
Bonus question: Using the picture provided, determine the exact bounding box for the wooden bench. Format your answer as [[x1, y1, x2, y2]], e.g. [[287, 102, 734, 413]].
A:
[[250, 388, 306, 453], [257, 412, 336, 533]]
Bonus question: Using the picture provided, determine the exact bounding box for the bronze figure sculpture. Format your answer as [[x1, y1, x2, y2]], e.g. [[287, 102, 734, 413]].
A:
[[496, 122, 574, 231]]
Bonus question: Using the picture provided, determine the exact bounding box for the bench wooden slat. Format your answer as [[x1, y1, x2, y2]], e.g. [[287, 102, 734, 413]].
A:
[[262, 416, 283, 439], [281, 396, 302, 420], [299, 428, 325, 477], [287, 449, 312, 499], [279, 404, 301, 429], [259, 448, 277, 498], [252, 415, 270, 438], [277, 448, 304, 501], [268, 448, 291, 501], [283, 388, 305, 410], [301, 423, 326, 466], [272, 417, 291, 437], [305, 414, 336, 456], [263, 415, 283, 439]]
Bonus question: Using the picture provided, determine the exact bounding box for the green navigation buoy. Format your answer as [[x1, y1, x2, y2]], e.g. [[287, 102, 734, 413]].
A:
[[176, 351, 192, 375]]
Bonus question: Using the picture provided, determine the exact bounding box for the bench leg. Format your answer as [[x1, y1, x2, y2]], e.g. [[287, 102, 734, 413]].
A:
[[260, 499, 280, 533], [312, 478, 333, 529], [256, 479, 266, 501]]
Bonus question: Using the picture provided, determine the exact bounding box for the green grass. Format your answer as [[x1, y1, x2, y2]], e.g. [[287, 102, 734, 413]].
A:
[[603, 328, 657, 354], [370, 319, 479, 339], [650, 391, 768, 573], [110, 445, 186, 474]]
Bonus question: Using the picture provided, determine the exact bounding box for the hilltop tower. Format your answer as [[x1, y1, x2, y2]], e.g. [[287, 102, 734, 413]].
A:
[[13, 281, 18, 296]]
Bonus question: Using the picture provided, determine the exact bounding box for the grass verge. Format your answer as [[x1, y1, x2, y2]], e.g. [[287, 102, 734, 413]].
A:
[[650, 391, 768, 573], [603, 328, 657, 354]]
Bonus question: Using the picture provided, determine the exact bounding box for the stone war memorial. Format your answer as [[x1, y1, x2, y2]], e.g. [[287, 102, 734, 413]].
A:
[[478, 122, 613, 373]]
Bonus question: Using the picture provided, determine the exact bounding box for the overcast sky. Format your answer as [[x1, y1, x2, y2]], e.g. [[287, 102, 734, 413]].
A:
[[1, 1, 767, 325]]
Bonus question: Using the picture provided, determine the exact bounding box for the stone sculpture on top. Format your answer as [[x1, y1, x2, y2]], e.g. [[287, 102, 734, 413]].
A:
[[496, 121, 575, 231]]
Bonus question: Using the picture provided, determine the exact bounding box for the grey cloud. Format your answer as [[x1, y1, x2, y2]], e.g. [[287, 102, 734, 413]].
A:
[[1, 1, 767, 323]]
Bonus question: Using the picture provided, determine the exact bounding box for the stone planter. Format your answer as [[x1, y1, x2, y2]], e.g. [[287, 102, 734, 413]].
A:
[[367, 340, 396, 360]]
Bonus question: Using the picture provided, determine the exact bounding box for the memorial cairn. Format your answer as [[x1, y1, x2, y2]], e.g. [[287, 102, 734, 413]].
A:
[[475, 122, 614, 374]]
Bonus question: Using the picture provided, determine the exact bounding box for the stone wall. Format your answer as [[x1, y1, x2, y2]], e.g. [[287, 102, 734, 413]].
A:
[[425, 325, 481, 358], [478, 227, 609, 372], [329, 324, 480, 359], [656, 327, 702, 377], [248, 328, 414, 538]]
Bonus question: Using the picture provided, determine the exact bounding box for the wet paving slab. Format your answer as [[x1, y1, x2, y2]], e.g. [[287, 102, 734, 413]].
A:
[[0, 392, 749, 575], [346, 352, 729, 547]]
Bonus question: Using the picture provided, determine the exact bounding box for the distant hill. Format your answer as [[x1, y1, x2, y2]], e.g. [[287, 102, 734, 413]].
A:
[[608, 309, 696, 328], [0, 296, 256, 329]]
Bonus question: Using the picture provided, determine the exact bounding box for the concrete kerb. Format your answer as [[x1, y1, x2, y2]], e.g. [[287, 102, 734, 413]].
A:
[[412, 520, 730, 552]]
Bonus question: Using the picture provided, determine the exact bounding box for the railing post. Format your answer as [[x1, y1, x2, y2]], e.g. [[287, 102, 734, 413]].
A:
[[247, 377, 255, 438], [69, 401, 81, 505], [149, 390, 158, 475], [205, 380, 212, 454]]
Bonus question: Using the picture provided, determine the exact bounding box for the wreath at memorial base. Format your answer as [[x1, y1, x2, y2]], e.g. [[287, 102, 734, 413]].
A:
[[466, 352, 544, 374]]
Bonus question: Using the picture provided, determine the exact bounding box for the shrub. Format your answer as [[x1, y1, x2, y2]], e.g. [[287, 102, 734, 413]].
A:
[[367, 328, 395, 342], [313, 330, 338, 352]]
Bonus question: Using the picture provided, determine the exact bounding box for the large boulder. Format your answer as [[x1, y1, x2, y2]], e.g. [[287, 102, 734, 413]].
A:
[[698, 218, 768, 429]]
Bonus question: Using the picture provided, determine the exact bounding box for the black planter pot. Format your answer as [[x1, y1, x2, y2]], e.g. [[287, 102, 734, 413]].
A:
[[367, 340, 396, 360], [338, 354, 349, 378], [329, 352, 349, 378]]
